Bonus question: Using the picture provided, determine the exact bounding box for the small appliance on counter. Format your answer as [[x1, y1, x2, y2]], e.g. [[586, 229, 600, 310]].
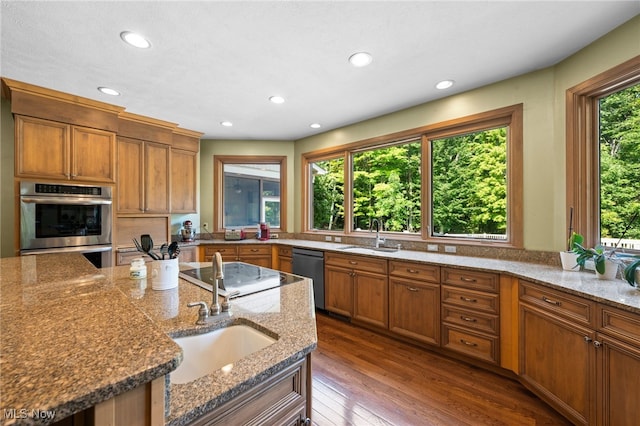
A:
[[258, 222, 270, 241], [180, 220, 196, 242], [224, 228, 246, 241]]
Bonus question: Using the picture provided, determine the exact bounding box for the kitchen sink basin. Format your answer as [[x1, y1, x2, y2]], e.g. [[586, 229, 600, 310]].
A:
[[340, 245, 399, 255], [171, 325, 276, 384]]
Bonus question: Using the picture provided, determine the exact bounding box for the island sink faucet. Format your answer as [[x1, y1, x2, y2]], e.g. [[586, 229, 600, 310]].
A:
[[371, 218, 385, 248], [211, 252, 224, 315]]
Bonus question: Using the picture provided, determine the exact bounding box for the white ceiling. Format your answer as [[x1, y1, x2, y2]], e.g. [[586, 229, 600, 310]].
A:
[[1, 1, 638, 140]]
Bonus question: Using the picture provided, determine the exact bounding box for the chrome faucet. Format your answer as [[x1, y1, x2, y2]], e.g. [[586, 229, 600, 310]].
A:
[[210, 252, 224, 316], [371, 218, 385, 248]]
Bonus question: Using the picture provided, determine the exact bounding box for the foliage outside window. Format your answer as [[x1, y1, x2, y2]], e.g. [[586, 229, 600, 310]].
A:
[[598, 83, 640, 249], [430, 127, 507, 240], [310, 157, 345, 231], [352, 141, 421, 233], [214, 156, 286, 232], [303, 104, 523, 247]]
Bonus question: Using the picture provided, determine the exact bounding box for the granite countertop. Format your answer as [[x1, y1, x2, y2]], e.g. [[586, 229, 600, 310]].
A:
[[114, 262, 317, 426], [197, 238, 640, 314], [0, 254, 317, 426]]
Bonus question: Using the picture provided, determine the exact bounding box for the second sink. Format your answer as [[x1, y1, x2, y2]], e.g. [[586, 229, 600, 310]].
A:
[[340, 245, 398, 255], [171, 324, 276, 384]]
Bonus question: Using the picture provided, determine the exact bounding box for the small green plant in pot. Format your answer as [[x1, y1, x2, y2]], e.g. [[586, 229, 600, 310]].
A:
[[573, 243, 613, 276], [620, 255, 640, 287], [560, 232, 583, 271]]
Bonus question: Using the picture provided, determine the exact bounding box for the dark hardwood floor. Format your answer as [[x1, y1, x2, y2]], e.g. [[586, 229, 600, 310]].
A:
[[311, 312, 570, 426]]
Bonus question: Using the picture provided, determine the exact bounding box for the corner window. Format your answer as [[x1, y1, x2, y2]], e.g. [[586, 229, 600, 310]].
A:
[[308, 157, 345, 231], [214, 156, 287, 231], [567, 57, 640, 250]]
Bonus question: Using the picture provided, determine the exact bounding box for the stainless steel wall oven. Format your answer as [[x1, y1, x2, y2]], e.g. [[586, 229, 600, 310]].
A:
[[20, 181, 113, 267]]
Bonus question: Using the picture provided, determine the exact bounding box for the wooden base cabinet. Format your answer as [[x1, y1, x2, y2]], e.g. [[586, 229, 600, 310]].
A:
[[519, 280, 597, 425], [188, 356, 310, 426], [389, 260, 441, 346], [325, 253, 388, 328]]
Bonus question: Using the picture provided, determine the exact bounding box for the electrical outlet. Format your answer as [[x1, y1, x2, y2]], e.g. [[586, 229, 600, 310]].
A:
[[427, 244, 438, 252], [203, 223, 209, 229], [444, 245, 457, 253], [334, 237, 342, 243], [325, 236, 332, 241]]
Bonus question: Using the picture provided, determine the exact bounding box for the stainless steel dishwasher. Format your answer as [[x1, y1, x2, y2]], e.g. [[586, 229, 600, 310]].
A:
[[292, 248, 325, 310]]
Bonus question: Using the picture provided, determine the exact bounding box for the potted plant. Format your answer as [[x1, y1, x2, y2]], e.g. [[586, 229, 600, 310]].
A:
[[619, 255, 640, 287], [573, 243, 619, 280], [560, 231, 582, 271]]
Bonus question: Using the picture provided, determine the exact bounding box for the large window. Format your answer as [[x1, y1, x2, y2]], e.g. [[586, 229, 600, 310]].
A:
[[303, 104, 523, 247], [214, 156, 287, 231], [430, 127, 507, 240], [567, 56, 640, 251]]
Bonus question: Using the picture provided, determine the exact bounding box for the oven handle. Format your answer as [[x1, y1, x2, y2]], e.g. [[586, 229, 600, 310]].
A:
[[20, 245, 113, 256], [20, 196, 112, 205]]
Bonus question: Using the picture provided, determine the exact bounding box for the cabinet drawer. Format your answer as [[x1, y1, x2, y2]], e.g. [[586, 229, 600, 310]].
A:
[[278, 246, 292, 257], [238, 244, 271, 256], [519, 280, 595, 327], [442, 268, 499, 292], [442, 324, 499, 364], [442, 305, 499, 336], [599, 304, 640, 346], [389, 260, 440, 283], [325, 253, 388, 274], [442, 285, 499, 314]]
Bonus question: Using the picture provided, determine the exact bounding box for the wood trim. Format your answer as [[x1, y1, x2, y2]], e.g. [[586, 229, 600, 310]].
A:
[[499, 274, 519, 372], [213, 155, 287, 233], [118, 111, 176, 145], [301, 104, 523, 248], [566, 55, 640, 248]]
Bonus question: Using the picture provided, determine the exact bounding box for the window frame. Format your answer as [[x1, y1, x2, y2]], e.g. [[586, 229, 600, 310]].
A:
[[213, 155, 287, 233], [302, 104, 523, 248], [566, 56, 640, 249]]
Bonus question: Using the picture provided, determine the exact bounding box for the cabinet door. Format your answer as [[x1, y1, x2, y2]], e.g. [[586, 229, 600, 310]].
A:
[[325, 266, 353, 318], [598, 334, 640, 426], [71, 126, 116, 182], [170, 149, 197, 213], [390, 279, 440, 345], [15, 115, 69, 179], [117, 138, 144, 213], [520, 304, 596, 425], [144, 142, 170, 213], [353, 271, 388, 328]]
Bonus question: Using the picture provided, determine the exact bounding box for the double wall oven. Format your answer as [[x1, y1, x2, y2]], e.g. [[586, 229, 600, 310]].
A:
[[19, 181, 113, 268]]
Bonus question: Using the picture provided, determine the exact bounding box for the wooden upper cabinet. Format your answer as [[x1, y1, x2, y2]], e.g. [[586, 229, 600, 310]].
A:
[[170, 149, 197, 213], [144, 142, 170, 213], [15, 115, 115, 183], [71, 126, 116, 182], [116, 137, 144, 212]]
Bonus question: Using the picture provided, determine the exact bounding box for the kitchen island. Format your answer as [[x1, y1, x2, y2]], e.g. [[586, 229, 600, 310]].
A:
[[0, 254, 317, 426]]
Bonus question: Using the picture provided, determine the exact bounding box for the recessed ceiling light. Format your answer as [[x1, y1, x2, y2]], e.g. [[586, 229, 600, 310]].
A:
[[120, 31, 151, 49], [220, 121, 233, 127], [310, 123, 321, 129], [269, 96, 285, 104], [349, 52, 373, 67], [97, 87, 120, 96], [435, 80, 455, 90]]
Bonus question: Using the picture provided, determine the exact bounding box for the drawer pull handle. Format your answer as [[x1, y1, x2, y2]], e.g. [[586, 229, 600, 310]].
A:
[[461, 316, 477, 323], [584, 336, 593, 343], [460, 296, 477, 303], [460, 277, 477, 283], [460, 339, 478, 347], [349, 261, 358, 265], [542, 296, 562, 306], [250, 249, 259, 252], [407, 287, 419, 292], [407, 268, 419, 274]]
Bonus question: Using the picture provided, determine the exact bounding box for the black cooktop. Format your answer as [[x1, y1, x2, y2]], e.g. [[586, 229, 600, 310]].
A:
[[179, 262, 303, 298]]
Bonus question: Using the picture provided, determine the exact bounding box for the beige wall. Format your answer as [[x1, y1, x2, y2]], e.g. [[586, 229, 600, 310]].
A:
[[198, 139, 296, 234], [294, 15, 640, 252]]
